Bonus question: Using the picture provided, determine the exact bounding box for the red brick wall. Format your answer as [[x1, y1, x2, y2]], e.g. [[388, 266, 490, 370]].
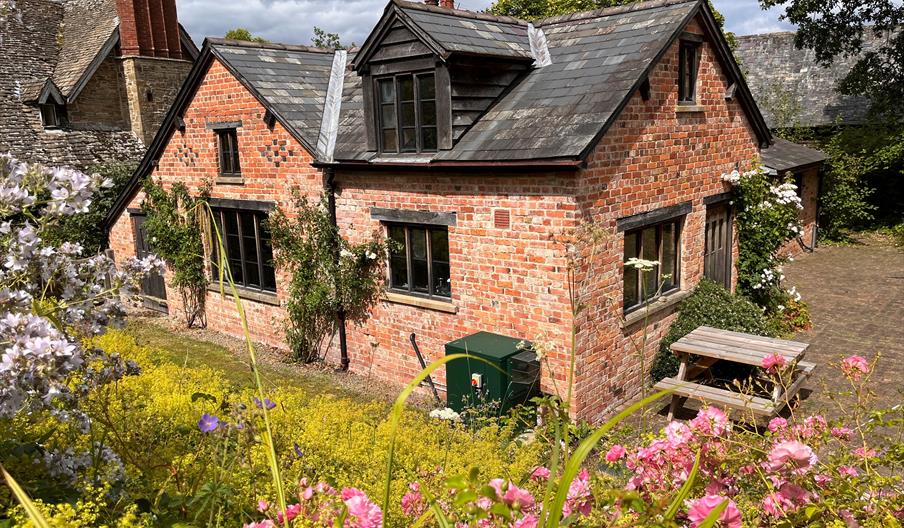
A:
[[109, 58, 322, 348], [569, 17, 760, 421], [332, 172, 578, 394]]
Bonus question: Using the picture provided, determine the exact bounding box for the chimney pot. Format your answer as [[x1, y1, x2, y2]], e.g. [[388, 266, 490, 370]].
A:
[[439, 0, 454, 7]]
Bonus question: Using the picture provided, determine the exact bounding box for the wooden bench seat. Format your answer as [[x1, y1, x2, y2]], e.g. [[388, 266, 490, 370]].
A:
[[655, 377, 776, 416]]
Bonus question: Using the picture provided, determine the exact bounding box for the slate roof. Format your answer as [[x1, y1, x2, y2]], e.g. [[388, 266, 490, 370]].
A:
[[398, 2, 531, 59], [0, 0, 145, 169], [735, 32, 884, 127], [760, 137, 826, 173], [211, 40, 336, 152]]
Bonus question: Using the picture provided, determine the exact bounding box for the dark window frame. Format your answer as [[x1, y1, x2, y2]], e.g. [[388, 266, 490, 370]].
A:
[[623, 219, 682, 313], [678, 41, 700, 104], [210, 207, 276, 294], [375, 71, 437, 154], [39, 103, 68, 128], [386, 222, 451, 300], [216, 128, 242, 177]]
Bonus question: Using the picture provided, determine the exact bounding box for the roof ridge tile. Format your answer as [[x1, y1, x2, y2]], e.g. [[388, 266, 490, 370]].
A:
[[206, 37, 337, 54], [393, 0, 528, 26], [536, 0, 699, 27]]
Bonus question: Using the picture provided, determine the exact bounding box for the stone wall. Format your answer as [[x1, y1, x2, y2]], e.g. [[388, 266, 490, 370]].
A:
[[121, 56, 193, 144], [67, 55, 130, 130]]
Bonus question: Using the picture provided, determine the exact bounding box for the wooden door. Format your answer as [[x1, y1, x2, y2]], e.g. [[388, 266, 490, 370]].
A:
[[131, 213, 168, 312], [704, 204, 732, 289]]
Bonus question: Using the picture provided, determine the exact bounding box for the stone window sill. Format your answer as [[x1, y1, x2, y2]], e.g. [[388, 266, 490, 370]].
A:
[[621, 289, 690, 329], [207, 283, 279, 306], [676, 105, 705, 114], [216, 175, 244, 185], [382, 291, 458, 313]]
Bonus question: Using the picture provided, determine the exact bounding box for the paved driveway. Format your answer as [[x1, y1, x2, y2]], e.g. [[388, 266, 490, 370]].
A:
[[783, 238, 904, 418]]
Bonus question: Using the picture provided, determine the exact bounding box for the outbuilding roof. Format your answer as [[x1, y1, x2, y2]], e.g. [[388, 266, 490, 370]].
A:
[[760, 137, 827, 173]]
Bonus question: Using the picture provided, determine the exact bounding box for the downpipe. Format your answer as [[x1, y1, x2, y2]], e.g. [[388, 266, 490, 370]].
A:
[[326, 167, 349, 371]]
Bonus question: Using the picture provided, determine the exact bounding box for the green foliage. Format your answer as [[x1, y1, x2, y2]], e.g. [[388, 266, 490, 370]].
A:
[[760, 0, 903, 117], [311, 26, 348, 49], [224, 28, 268, 43], [651, 279, 773, 381], [267, 193, 387, 362], [44, 162, 134, 254], [141, 180, 209, 327], [818, 143, 876, 241]]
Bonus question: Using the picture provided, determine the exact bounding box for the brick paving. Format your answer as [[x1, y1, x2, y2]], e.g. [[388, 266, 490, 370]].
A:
[[783, 237, 904, 418]]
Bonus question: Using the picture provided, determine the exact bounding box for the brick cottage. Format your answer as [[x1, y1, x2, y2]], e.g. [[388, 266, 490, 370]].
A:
[[105, 0, 823, 421]]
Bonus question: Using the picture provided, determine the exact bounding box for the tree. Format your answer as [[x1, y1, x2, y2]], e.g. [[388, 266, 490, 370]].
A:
[[760, 0, 903, 116], [488, 0, 736, 48], [311, 26, 347, 49], [225, 27, 268, 43]]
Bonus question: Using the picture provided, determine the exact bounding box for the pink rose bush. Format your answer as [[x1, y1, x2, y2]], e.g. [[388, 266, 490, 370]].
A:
[[247, 479, 383, 528], [840, 355, 871, 381]]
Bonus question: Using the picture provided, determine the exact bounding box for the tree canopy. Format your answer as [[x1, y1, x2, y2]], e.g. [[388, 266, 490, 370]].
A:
[[312, 27, 349, 49], [224, 27, 269, 43]]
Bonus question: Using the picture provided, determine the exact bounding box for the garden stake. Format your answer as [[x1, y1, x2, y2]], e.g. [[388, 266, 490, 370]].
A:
[[410, 332, 442, 406]]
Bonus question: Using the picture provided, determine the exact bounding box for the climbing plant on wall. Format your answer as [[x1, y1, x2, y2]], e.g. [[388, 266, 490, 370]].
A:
[[141, 180, 210, 328], [267, 192, 388, 363]]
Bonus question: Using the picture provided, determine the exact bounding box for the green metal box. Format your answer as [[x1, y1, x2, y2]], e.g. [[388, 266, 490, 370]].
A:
[[445, 331, 540, 413]]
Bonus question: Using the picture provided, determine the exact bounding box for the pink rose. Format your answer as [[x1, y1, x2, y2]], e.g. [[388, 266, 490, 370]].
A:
[[762, 353, 787, 372], [690, 406, 729, 436], [665, 422, 693, 447], [768, 417, 788, 433], [838, 465, 859, 477], [841, 355, 870, 380], [853, 447, 877, 459], [687, 495, 742, 528], [766, 440, 817, 473], [530, 466, 551, 480], [762, 492, 794, 517], [343, 488, 383, 528], [512, 514, 539, 528], [605, 444, 627, 462], [503, 484, 536, 511], [831, 427, 854, 441]]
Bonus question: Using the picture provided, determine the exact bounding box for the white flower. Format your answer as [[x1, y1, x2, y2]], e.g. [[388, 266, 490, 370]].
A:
[[429, 407, 461, 422], [339, 248, 354, 259], [625, 257, 659, 271], [365, 250, 377, 260]]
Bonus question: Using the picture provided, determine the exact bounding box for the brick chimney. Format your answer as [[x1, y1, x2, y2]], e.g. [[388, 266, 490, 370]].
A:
[[439, 0, 454, 7], [116, 0, 182, 59]]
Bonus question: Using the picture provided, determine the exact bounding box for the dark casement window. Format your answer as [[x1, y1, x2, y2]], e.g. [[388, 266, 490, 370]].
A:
[[40, 103, 67, 128], [623, 219, 681, 311], [376, 72, 437, 153], [216, 128, 241, 176], [387, 224, 450, 299], [210, 208, 276, 293], [678, 41, 700, 104]]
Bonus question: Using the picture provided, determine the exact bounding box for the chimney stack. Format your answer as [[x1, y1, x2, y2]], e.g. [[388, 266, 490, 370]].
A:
[[439, 0, 454, 7], [116, 0, 182, 58]]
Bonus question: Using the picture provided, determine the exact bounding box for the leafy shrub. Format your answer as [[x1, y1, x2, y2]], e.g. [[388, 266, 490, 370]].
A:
[[819, 148, 876, 241], [650, 279, 772, 381]]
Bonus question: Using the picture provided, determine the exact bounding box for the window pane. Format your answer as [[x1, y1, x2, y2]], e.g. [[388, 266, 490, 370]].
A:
[[623, 233, 638, 308], [430, 229, 450, 297], [224, 212, 243, 284], [400, 102, 415, 128], [421, 127, 437, 151], [260, 220, 276, 291], [418, 74, 435, 100], [382, 129, 398, 152], [378, 79, 395, 103], [389, 226, 408, 290], [380, 103, 397, 128], [641, 227, 658, 300], [661, 222, 677, 291], [241, 212, 260, 288], [401, 128, 417, 151], [398, 77, 414, 101], [410, 227, 428, 293], [230, 133, 241, 174], [420, 100, 436, 126]]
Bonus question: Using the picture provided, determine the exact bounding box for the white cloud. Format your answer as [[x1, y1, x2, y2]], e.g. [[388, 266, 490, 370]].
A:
[[176, 0, 797, 49]]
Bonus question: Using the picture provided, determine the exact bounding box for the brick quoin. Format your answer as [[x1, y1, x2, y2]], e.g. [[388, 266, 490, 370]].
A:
[[110, 16, 766, 422]]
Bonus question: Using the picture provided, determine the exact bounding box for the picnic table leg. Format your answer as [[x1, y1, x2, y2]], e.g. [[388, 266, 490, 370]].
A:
[[667, 353, 688, 421]]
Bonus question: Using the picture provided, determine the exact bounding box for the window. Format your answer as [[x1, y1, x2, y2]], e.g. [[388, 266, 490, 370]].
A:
[[40, 103, 67, 128], [376, 73, 437, 153], [623, 219, 681, 311], [387, 224, 450, 299], [210, 208, 276, 293], [678, 41, 700, 104], [216, 128, 241, 176]]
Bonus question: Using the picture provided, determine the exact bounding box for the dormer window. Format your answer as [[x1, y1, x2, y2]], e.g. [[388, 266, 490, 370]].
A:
[[376, 72, 437, 153], [40, 103, 67, 128], [678, 40, 700, 104]]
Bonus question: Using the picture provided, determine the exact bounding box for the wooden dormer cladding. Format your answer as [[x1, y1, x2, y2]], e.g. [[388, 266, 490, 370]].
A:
[[448, 58, 528, 142]]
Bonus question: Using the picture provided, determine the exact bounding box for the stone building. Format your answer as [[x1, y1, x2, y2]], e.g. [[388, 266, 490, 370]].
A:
[[0, 0, 197, 169], [105, 0, 824, 421]]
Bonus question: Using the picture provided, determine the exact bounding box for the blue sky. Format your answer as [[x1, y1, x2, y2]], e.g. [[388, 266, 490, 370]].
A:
[[178, 0, 796, 49]]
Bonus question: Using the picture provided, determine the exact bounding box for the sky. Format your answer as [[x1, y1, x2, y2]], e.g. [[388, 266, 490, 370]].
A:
[[178, 0, 796, 49]]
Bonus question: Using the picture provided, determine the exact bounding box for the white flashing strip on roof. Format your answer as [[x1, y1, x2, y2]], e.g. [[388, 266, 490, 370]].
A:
[[527, 23, 552, 68], [316, 49, 347, 163]]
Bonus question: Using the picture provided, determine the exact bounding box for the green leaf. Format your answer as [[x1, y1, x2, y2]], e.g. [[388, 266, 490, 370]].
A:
[[664, 450, 701, 520], [1, 465, 50, 528], [190, 391, 217, 404]]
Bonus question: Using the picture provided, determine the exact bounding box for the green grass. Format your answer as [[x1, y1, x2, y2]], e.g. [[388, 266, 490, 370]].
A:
[[123, 320, 380, 404]]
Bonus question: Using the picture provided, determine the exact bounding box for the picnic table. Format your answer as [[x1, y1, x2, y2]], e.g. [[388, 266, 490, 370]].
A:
[[654, 326, 815, 421]]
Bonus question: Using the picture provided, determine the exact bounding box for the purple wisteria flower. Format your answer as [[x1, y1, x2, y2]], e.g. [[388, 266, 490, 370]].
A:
[[198, 413, 220, 433], [253, 397, 277, 410]]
